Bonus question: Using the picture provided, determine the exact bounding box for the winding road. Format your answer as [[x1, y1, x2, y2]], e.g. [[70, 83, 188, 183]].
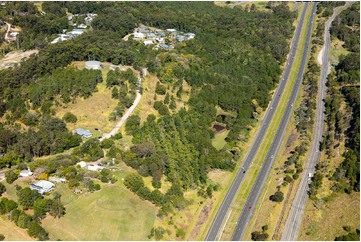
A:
[[99, 69, 146, 141], [205, 3, 310, 241], [281, 3, 353, 240]]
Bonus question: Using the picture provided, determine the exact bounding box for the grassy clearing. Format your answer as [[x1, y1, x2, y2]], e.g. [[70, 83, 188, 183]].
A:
[[329, 39, 349, 65], [0, 216, 34, 241], [212, 130, 230, 150], [299, 192, 360, 240], [219, 3, 313, 240], [42, 183, 157, 240], [54, 81, 118, 133]]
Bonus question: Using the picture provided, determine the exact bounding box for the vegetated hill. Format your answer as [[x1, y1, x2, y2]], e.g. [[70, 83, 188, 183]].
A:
[[0, 1, 296, 216]]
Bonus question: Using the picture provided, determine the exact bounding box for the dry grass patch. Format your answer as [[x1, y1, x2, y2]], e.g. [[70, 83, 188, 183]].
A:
[[0, 49, 38, 70], [54, 82, 118, 133], [299, 192, 360, 241], [0, 216, 34, 241]]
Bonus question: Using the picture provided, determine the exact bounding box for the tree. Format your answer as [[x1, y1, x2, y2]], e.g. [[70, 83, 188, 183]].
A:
[[111, 87, 119, 99], [125, 115, 141, 135], [0, 198, 18, 214], [49, 199, 66, 219], [155, 82, 166, 95], [176, 228, 186, 239], [164, 93, 170, 104], [17, 212, 32, 229], [269, 191, 284, 202], [101, 139, 114, 149], [17, 188, 42, 210], [79, 138, 104, 161], [251, 231, 269, 241], [0, 234, 4, 241], [5, 170, 18, 184], [27, 221, 49, 240], [0, 183, 5, 196], [62, 112, 77, 123], [33, 199, 50, 219]]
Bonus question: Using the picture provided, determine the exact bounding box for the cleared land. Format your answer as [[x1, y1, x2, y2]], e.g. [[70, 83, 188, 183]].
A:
[[299, 192, 360, 240], [0, 49, 38, 69], [54, 81, 118, 133], [42, 184, 157, 240]]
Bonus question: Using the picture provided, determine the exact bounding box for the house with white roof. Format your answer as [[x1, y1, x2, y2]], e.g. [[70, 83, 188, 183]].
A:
[[74, 128, 93, 138], [144, 40, 153, 46], [76, 161, 87, 168], [134, 32, 145, 39], [19, 167, 33, 177], [30, 180, 55, 194]]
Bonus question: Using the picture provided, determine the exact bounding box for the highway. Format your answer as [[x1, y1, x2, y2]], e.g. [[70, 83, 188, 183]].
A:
[[232, 3, 317, 240], [205, 3, 309, 241], [281, 3, 353, 240]]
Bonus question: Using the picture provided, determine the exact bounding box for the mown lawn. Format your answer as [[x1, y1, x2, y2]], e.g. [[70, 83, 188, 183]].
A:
[[42, 184, 157, 240]]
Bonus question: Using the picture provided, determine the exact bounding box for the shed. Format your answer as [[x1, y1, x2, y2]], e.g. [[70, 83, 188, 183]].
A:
[[85, 61, 101, 70]]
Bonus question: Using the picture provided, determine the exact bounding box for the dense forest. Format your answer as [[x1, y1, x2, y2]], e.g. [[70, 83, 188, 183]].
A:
[[0, 2, 297, 214]]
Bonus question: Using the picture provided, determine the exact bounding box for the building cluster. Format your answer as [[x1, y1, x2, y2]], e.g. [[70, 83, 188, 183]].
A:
[[50, 28, 86, 44], [133, 27, 195, 50], [51, 13, 97, 44]]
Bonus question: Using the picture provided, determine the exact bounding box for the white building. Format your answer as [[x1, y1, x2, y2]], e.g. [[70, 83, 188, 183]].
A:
[[9, 32, 19, 38], [68, 28, 86, 36], [19, 167, 33, 177], [87, 163, 104, 171], [144, 40, 153, 46], [77, 24, 87, 29], [30, 180, 55, 194], [85, 61, 101, 70], [185, 32, 196, 39], [133, 32, 145, 39], [76, 161, 87, 168]]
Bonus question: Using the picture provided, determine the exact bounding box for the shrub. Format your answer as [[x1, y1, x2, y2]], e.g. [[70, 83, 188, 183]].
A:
[[62, 112, 78, 123], [270, 191, 284, 202]]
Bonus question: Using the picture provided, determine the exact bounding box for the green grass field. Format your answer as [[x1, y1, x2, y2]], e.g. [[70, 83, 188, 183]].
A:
[[42, 184, 157, 240], [212, 130, 230, 150]]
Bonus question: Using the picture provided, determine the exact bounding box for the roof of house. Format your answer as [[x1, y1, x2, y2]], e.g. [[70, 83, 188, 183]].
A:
[[166, 28, 177, 32], [144, 40, 153, 45], [75, 128, 93, 137], [31, 180, 55, 190], [20, 169, 32, 175]]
